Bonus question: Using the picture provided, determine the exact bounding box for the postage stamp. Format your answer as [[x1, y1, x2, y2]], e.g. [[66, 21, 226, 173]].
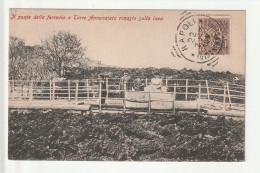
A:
[[198, 18, 230, 55], [172, 11, 231, 66]]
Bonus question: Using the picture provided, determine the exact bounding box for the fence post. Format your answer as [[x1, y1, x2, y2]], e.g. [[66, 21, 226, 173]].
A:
[[198, 83, 201, 113], [173, 83, 176, 114], [99, 80, 102, 113], [226, 82, 231, 107], [106, 77, 109, 100], [206, 80, 210, 100], [166, 78, 168, 92], [52, 82, 55, 100], [123, 81, 126, 113], [68, 80, 71, 100], [76, 80, 79, 101], [86, 79, 89, 99], [145, 78, 148, 87], [8, 80, 10, 100], [12, 80, 15, 101], [148, 90, 151, 114], [223, 85, 226, 111], [49, 80, 52, 100], [29, 80, 33, 101], [198, 83, 201, 99], [185, 79, 188, 100]]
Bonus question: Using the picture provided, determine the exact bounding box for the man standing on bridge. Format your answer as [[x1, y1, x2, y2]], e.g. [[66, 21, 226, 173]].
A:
[[120, 72, 132, 91]]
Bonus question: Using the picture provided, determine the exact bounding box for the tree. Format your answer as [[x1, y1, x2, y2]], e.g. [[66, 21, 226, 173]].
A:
[[21, 45, 58, 80], [42, 31, 86, 77], [9, 36, 25, 80], [9, 35, 58, 80]]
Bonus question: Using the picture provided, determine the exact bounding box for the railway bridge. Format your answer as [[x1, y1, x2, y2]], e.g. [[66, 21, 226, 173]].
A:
[[8, 78, 245, 117]]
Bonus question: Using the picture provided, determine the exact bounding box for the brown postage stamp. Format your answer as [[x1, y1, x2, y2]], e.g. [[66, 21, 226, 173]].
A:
[[198, 17, 230, 55], [172, 11, 234, 66]]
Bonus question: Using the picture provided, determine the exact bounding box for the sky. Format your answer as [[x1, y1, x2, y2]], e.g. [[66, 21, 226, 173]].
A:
[[9, 9, 245, 74]]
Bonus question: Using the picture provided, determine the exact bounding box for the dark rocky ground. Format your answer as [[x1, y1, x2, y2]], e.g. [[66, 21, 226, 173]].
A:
[[8, 109, 244, 161]]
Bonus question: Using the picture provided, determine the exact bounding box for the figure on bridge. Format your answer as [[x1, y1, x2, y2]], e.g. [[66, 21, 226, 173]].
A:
[[132, 78, 145, 91], [144, 74, 167, 92], [120, 72, 133, 90]]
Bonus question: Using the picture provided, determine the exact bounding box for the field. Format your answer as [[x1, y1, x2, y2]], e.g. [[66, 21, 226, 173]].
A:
[[8, 109, 244, 161]]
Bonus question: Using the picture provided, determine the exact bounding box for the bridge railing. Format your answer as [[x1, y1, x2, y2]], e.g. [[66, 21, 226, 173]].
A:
[[8, 78, 245, 113]]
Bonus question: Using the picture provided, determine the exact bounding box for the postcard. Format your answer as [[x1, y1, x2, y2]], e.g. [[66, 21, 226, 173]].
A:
[[8, 9, 245, 161]]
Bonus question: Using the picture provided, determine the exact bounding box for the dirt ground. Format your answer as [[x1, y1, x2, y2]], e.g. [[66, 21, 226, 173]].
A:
[[8, 109, 244, 161]]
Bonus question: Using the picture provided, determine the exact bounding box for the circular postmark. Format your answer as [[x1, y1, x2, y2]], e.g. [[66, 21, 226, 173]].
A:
[[173, 12, 226, 65]]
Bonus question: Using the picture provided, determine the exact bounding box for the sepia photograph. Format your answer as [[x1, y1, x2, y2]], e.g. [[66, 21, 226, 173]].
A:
[[8, 9, 245, 161]]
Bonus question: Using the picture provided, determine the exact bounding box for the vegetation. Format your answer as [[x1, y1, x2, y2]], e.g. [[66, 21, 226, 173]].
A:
[[65, 66, 244, 85], [41, 31, 86, 77], [9, 31, 86, 80]]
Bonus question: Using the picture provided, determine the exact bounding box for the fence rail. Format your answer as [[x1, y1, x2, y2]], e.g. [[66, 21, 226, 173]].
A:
[[8, 78, 245, 113]]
